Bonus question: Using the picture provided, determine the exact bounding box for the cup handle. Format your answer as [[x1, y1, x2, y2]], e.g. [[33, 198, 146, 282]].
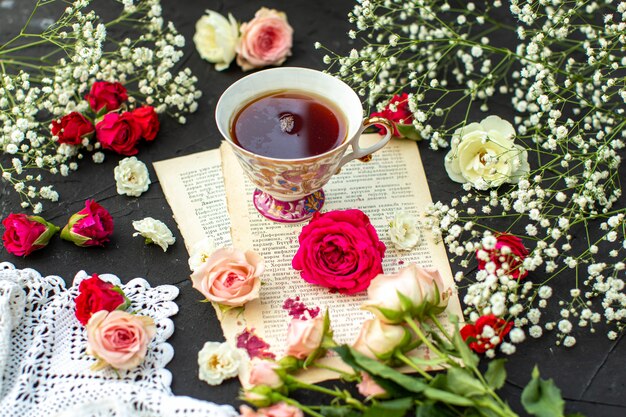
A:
[[337, 117, 394, 169]]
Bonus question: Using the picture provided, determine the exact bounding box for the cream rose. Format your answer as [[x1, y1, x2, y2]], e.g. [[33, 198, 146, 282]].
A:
[[114, 156, 151, 197], [188, 237, 216, 272], [236, 8, 293, 71], [193, 10, 239, 71], [86, 310, 156, 371], [190, 247, 264, 306], [352, 319, 410, 360], [389, 212, 422, 251], [444, 115, 530, 190], [132, 217, 176, 251], [197, 341, 242, 385], [284, 316, 324, 359], [362, 264, 450, 323]]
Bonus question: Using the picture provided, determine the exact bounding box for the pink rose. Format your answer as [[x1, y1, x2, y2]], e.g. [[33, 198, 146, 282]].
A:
[[284, 315, 324, 359], [352, 319, 410, 361], [240, 403, 304, 417], [362, 264, 451, 323], [476, 233, 529, 280], [249, 360, 283, 388], [86, 310, 156, 370], [2, 213, 59, 257], [236, 8, 293, 71], [95, 112, 143, 156], [60, 200, 114, 247], [51, 112, 95, 146], [85, 81, 128, 112], [190, 247, 264, 306], [292, 209, 386, 294], [357, 372, 387, 398]]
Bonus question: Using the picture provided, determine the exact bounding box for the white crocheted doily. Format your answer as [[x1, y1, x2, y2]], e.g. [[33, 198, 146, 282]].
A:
[[0, 262, 237, 417]]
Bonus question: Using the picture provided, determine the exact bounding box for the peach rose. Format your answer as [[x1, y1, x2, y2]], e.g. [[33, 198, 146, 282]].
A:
[[86, 310, 156, 370], [190, 247, 264, 307], [236, 8, 293, 71], [284, 316, 324, 359], [352, 319, 410, 361], [240, 403, 303, 417], [362, 264, 451, 323], [249, 359, 283, 388], [357, 372, 387, 398]]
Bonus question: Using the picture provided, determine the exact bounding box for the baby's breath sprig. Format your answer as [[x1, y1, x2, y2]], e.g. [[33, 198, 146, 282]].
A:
[[324, 0, 626, 351], [0, 0, 201, 212]]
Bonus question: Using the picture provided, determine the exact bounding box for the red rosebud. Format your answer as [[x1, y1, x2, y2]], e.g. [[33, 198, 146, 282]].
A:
[[476, 233, 529, 280], [370, 93, 413, 137], [74, 273, 130, 326], [51, 112, 95, 146], [85, 81, 128, 112], [60, 200, 114, 247], [95, 112, 142, 156], [131, 106, 160, 141], [2, 213, 59, 256], [460, 314, 513, 354], [292, 209, 386, 294]]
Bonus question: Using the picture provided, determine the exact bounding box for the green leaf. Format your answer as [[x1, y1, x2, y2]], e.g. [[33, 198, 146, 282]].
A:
[[452, 327, 479, 368], [415, 401, 459, 417], [521, 366, 565, 417], [333, 346, 427, 394], [446, 367, 486, 397], [364, 398, 413, 417], [565, 414, 587, 417], [485, 359, 507, 390], [318, 406, 362, 417], [423, 387, 474, 407], [396, 123, 422, 140]]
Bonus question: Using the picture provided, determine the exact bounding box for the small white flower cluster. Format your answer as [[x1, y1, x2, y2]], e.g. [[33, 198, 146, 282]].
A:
[[0, 0, 201, 210], [326, 0, 626, 348]]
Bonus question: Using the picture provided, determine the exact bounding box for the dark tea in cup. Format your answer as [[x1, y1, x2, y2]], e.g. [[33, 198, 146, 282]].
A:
[[230, 90, 347, 159]]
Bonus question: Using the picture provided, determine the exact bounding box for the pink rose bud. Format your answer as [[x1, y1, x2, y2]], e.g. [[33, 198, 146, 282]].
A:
[[249, 360, 283, 389], [284, 315, 324, 360], [236, 8, 293, 71], [60, 200, 114, 247], [86, 310, 156, 370], [357, 372, 387, 398], [249, 403, 304, 417], [362, 264, 451, 323], [2, 213, 59, 256], [190, 247, 264, 307], [352, 319, 411, 361]]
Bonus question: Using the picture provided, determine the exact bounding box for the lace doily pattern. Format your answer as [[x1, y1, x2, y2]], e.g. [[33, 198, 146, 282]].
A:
[[0, 263, 236, 417]]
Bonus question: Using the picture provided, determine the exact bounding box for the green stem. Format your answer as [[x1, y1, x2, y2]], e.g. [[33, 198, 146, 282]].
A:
[[404, 316, 448, 361], [277, 396, 326, 417], [395, 352, 433, 381]]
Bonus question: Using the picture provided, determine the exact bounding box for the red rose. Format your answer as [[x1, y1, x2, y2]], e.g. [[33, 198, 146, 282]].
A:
[[74, 273, 129, 326], [60, 200, 114, 247], [476, 233, 529, 280], [51, 112, 95, 146], [85, 81, 128, 112], [460, 314, 513, 353], [2, 213, 59, 256], [370, 93, 413, 137], [292, 209, 386, 294], [95, 112, 142, 156], [131, 106, 160, 141]]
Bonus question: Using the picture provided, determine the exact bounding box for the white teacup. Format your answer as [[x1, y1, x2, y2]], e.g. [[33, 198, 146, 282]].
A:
[[216, 67, 392, 223]]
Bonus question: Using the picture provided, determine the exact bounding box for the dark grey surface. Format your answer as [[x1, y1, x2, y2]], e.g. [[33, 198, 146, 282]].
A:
[[0, 1, 624, 416]]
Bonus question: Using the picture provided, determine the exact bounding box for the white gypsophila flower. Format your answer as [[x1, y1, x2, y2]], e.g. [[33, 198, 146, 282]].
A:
[[389, 211, 422, 251], [444, 116, 530, 190], [132, 217, 176, 251], [197, 341, 242, 385], [188, 237, 216, 272], [193, 10, 239, 71], [114, 156, 151, 197]]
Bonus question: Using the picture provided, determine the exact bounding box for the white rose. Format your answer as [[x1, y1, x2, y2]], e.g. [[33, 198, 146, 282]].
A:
[[197, 341, 242, 385], [193, 10, 239, 71], [389, 212, 422, 251], [188, 237, 216, 272], [114, 156, 151, 197], [444, 115, 530, 190], [132, 217, 176, 251]]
